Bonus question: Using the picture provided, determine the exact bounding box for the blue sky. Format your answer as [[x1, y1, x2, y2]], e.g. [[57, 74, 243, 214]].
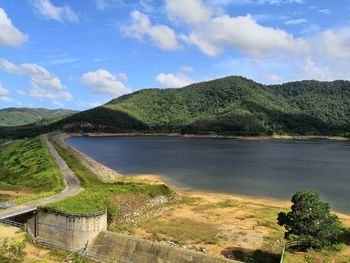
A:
[[0, 0, 350, 110]]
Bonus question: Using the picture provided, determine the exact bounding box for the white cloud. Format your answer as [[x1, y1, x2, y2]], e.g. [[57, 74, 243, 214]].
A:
[[123, 10, 179, 51], [81, 69, 131, 96], [317, 27, 350, 59], [284, 18, 307, 25], [165, 0, 213, 24], [0, 83, 13, 102], [0, 58, 72, 101], [180, 13, 307, 57], [155, 69, 194, 88], [319, 9, 331, 15], [302, 58, 330, 80], [31, 0, 79, 23], [180, 66, 194, 73], [0, 8, 27, 47], [0, 83, 9, 96], [265, 73, 282, 82], [116, 72, 128, 82]]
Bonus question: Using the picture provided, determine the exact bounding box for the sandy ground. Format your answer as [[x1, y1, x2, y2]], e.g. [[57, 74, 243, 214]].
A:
[[0, 189, 33, 197]]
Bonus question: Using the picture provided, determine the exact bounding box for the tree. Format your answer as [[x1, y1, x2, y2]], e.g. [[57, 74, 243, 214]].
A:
[[277, 190, 343, 249]]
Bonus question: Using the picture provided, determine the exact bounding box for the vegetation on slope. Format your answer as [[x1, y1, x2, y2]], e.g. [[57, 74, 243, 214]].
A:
[[58, 76, 350, 136], [0, 107, 77, 126], [0, 137, 63, 202], [1, 76, 350, 138], [45, 134, 171, 216]]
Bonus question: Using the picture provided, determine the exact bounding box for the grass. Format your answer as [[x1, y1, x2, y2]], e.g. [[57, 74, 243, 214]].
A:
[[45, 134, 171, 215], [141, 217, 219, 244], [0, 137, 63, 203]]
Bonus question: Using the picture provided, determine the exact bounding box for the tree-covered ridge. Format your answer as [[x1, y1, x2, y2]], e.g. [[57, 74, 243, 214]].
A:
[[269, 80, 350, 128], [0, 107, 78, 126], [97, 76, 350, 136], [1, 76, 350, 137]]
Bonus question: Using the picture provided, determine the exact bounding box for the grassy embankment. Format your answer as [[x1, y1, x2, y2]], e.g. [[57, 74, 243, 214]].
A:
[[44, 134, 171, 218], [0, 137, 63, 203]]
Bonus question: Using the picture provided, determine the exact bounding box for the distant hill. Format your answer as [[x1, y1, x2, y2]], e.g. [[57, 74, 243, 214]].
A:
[[0, 108, 78, 126], [1, 76, 350, 138], [57, 76, 350, 136]]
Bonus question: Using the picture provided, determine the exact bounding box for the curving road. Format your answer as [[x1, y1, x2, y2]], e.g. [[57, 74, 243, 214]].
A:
[[0, 134, 82, 219]]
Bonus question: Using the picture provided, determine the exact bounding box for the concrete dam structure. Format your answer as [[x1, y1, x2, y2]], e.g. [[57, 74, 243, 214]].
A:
[[30, 208, 107, 249]]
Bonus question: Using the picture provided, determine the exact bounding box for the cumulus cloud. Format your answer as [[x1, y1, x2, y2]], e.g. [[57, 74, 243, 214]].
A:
[[0, 58, 72, 101], [0, 83, 13, 102], [123, 10, 179, 51], [180, 14, 307, 57], [163, 0, 308, 57], [81, 69, 131, 96], [0, 8, 27, 47], [31, 0, 79, 23], [155, 67, 194, 88]]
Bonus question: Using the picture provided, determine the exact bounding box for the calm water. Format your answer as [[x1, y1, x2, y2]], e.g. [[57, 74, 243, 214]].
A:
[[66, 136, 350, 213]]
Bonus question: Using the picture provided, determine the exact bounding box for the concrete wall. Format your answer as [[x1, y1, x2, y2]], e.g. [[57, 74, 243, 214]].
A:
[[35, 209, 107, 249], [89, 231, 240, 263]]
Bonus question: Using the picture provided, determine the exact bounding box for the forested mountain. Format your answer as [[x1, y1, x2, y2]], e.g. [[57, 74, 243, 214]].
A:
[[57, 76, 350, 136], [1, 76, 350, 138], [0, 108, 78, 126]]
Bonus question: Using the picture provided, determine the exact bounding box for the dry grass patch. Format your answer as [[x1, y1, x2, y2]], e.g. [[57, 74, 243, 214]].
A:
[[141, 217, 219, 244]]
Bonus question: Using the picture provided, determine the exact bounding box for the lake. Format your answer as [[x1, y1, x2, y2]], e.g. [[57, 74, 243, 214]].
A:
[[66, 136, 350, 213]]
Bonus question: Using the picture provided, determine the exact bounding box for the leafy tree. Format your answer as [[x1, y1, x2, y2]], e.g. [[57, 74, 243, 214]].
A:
[[277, 190, 343, 249]]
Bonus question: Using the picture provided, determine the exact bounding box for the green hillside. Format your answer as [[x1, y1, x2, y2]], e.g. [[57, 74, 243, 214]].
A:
[[1, 76, 350, 138], [57, 76, 350, 136], [0, 107, 78, 126]]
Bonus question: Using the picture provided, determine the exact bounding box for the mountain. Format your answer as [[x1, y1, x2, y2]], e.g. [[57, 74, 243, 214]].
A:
[[1, 76, 350, 139], [57, 76, 350, 136], [0, 108, 78, 126]]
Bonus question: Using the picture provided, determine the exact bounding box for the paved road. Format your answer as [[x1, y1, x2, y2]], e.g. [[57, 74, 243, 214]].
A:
[[0, 134, 82, 219]]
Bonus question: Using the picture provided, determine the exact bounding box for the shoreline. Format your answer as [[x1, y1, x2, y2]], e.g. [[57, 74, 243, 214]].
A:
[[76, 132, 349, 141], [61, 132, 350, 218]]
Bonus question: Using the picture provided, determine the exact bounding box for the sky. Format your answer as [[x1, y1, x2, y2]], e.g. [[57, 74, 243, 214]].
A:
[[0, 0, 350, 110]]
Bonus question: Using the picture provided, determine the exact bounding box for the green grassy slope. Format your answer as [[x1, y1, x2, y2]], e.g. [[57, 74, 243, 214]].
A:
[[58, 76, 350, 136], [0, 137, 63, 202], [0, 107, 77, 126]]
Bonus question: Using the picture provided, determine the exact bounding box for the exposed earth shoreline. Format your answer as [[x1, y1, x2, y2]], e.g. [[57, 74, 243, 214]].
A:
[[78, 132, 350, 141]]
